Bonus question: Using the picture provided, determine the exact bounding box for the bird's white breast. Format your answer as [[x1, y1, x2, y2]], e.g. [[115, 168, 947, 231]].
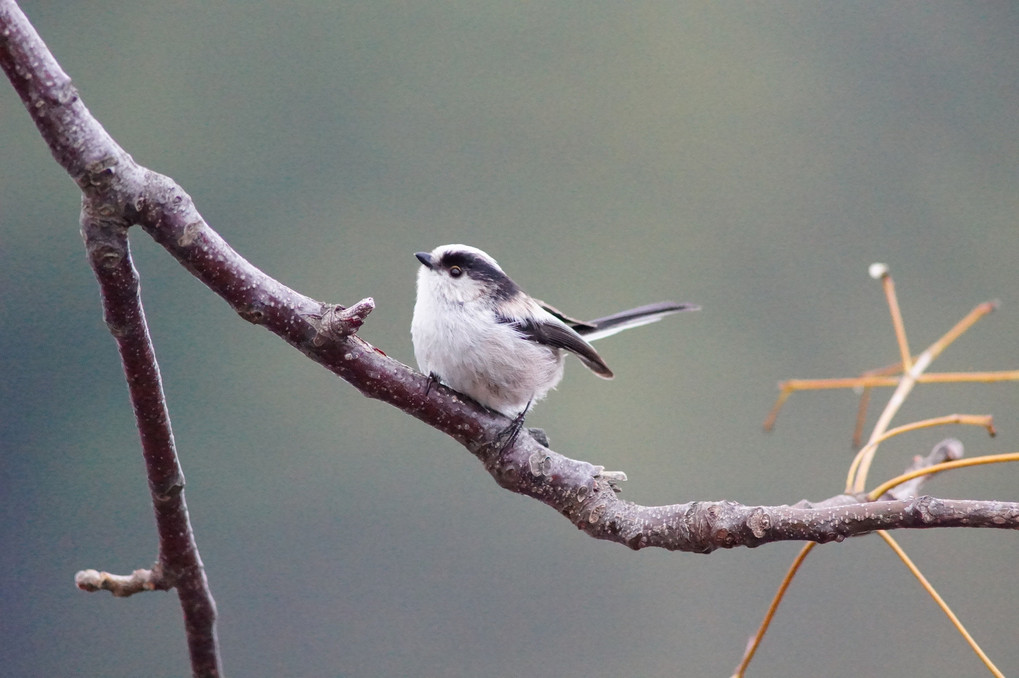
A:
[[411, 270, 564, 416]]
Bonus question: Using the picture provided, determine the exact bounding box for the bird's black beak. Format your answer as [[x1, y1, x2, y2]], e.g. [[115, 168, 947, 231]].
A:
[[415, 252, 436, 269]]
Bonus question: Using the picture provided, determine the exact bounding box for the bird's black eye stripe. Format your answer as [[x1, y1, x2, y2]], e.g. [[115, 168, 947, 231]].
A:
[[438, 250, 480, 271], [438, 249, 521, 299], [439, 251, 501, 282]]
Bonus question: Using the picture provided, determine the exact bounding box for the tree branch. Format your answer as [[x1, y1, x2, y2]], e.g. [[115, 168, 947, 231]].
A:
[[3, 0, 1017, 566], [82, 214, 222, 675], [2, 4, 221, 677]]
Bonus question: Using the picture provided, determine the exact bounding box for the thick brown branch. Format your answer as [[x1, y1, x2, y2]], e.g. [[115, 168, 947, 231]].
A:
[[593, 495, 1019, 552], [476, 433, 1019, 551], [3, 0, 1017, 570]]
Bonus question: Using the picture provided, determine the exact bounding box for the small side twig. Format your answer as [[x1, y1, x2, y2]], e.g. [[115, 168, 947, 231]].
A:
[[75, 566, 172, 598], [310, 298, 376, 344], [883, 438, 965, 500]]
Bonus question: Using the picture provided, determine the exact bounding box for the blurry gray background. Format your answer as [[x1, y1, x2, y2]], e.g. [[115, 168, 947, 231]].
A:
[[2, 2, 1017, 677]]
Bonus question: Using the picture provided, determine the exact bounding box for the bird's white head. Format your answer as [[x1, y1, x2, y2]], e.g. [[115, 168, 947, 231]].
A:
[[414, 244, 521, 307]]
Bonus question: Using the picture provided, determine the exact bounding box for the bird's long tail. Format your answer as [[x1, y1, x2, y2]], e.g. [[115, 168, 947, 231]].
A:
[[574, 301, 700, 341]]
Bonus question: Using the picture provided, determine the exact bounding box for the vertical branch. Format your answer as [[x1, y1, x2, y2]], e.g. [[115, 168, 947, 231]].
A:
[[2, 2, 222, 675], [83, 214, 222, 678]]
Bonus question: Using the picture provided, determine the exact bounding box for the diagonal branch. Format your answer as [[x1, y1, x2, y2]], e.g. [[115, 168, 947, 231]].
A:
[[3, 0, 1018, 562]]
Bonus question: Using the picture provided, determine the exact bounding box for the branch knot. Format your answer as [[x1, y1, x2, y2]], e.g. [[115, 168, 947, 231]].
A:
[[908, 495, 944, 524], [310, 298, 375, 344]]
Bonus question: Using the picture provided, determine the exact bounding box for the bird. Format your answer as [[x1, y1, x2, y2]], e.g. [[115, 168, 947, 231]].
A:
[[411, 244, 698, 430]]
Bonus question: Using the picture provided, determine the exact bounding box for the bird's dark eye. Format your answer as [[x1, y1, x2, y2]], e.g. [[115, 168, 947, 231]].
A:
[[449, 266, 463, 278]]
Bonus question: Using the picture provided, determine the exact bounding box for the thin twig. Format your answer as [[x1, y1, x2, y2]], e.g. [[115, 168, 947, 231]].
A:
[[742, 269, 1014, 676], [846, 414, 995, 493], [877, 531, 1005, 678], [869, 452, 1019, 502], [872, 263, 913, 372], [731, 543, 816, 678]]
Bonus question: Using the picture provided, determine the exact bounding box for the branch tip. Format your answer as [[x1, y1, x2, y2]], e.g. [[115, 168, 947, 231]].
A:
[[311, 297, 375, 343], [75, 566, 171, 597], [868, 262, 889, 279], [595, 469, 628, 483]]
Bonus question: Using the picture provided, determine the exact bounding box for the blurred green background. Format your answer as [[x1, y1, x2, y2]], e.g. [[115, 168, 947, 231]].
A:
[[2, 2, 1017, 676]]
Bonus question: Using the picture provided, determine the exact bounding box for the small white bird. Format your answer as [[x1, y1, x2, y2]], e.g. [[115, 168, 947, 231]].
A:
[[411, 244, 698, 423]]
